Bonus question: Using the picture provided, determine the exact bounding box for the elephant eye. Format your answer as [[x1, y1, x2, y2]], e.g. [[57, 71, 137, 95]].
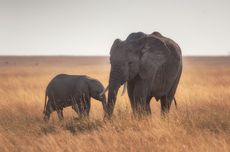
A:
[[128, 61, 132, 65]]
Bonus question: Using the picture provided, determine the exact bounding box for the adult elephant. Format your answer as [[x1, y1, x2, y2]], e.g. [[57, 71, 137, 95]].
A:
[[103, 31, 182, 117]]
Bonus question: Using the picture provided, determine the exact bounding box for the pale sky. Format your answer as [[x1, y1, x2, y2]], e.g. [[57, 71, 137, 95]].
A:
[[0, 0, 230, 56]]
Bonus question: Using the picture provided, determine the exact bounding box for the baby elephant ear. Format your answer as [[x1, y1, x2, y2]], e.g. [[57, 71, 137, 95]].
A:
[[139, 36, 170, 79]]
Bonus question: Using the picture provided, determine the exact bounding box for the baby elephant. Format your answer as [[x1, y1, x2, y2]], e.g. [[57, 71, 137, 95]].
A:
[[43, 74, 107, 122]]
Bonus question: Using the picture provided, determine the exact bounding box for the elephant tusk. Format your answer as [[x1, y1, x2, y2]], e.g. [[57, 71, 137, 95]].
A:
[[121, 82, 127, 96], [100, 85, 109, 96]]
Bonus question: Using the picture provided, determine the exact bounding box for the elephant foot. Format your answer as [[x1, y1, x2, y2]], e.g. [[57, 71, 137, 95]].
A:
[[132, 110, 151, 119], [43, 115, 50, 122], [132, 103, 151, 118], [103, 113, 112, 120]]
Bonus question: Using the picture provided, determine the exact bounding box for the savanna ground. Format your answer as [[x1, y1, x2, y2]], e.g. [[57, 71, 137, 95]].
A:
[[0, 56, 230, 152]]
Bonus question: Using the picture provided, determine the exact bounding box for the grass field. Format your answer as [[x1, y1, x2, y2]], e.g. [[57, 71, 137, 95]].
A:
[[0, 56, 230, 152]]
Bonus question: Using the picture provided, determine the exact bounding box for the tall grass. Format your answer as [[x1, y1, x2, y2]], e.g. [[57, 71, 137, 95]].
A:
[[0, 57, 229, 152]]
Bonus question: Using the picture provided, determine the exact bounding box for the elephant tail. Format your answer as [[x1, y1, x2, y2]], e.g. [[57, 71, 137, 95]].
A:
[[43, 91, 48, 114], [173, 97, 177, 109]]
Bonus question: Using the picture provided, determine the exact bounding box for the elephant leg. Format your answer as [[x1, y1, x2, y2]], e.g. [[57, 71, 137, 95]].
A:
[[85, 99, 91, 117], [81, 96, 88, 118], [133, 79, 149, 117], [60, 109, 64, 118], [43, 99, 53, 122], [127, 80, 136, 114], [72, 104, 80, 116], [166, 70, 182, 110], [146, 96, 152, 115], [167, 73, 180, 110], [133, 97, 145, 116], [160, 96, 170, 116], [71, 95, 81, 117], [57, 108, 64, 121], [77, 97, 88, 118], [77, 102, 84, 118]]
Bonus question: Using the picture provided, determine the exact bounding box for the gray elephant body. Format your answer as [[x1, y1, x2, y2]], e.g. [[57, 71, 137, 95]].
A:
[[43, 74, 106, 121], [149, 32, 182, 100], [106, 31, 182, 117]]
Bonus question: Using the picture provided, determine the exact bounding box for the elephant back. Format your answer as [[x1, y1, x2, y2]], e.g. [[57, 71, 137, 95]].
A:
[[126, 32, 146, 42]]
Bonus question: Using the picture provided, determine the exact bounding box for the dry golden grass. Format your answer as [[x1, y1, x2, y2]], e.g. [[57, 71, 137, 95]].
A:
[[0, 56, 230, 152]]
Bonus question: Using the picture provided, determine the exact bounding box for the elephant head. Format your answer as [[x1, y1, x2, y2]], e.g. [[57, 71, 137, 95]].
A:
[[105, 32, 170, 117], [87, 79, 107, 114]]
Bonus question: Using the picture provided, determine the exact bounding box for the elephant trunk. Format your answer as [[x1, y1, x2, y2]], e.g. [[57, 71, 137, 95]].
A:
[[106, 81, 120, 117], [106, 67, 125, 117]]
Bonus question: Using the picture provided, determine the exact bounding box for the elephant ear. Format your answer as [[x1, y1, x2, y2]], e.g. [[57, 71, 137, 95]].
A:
[[139, 36, 170, 79]]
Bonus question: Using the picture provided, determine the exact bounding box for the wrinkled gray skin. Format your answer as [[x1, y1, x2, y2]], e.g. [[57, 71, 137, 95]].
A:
[[43, 74, 106, 122], [106, 31, 182, 117]]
